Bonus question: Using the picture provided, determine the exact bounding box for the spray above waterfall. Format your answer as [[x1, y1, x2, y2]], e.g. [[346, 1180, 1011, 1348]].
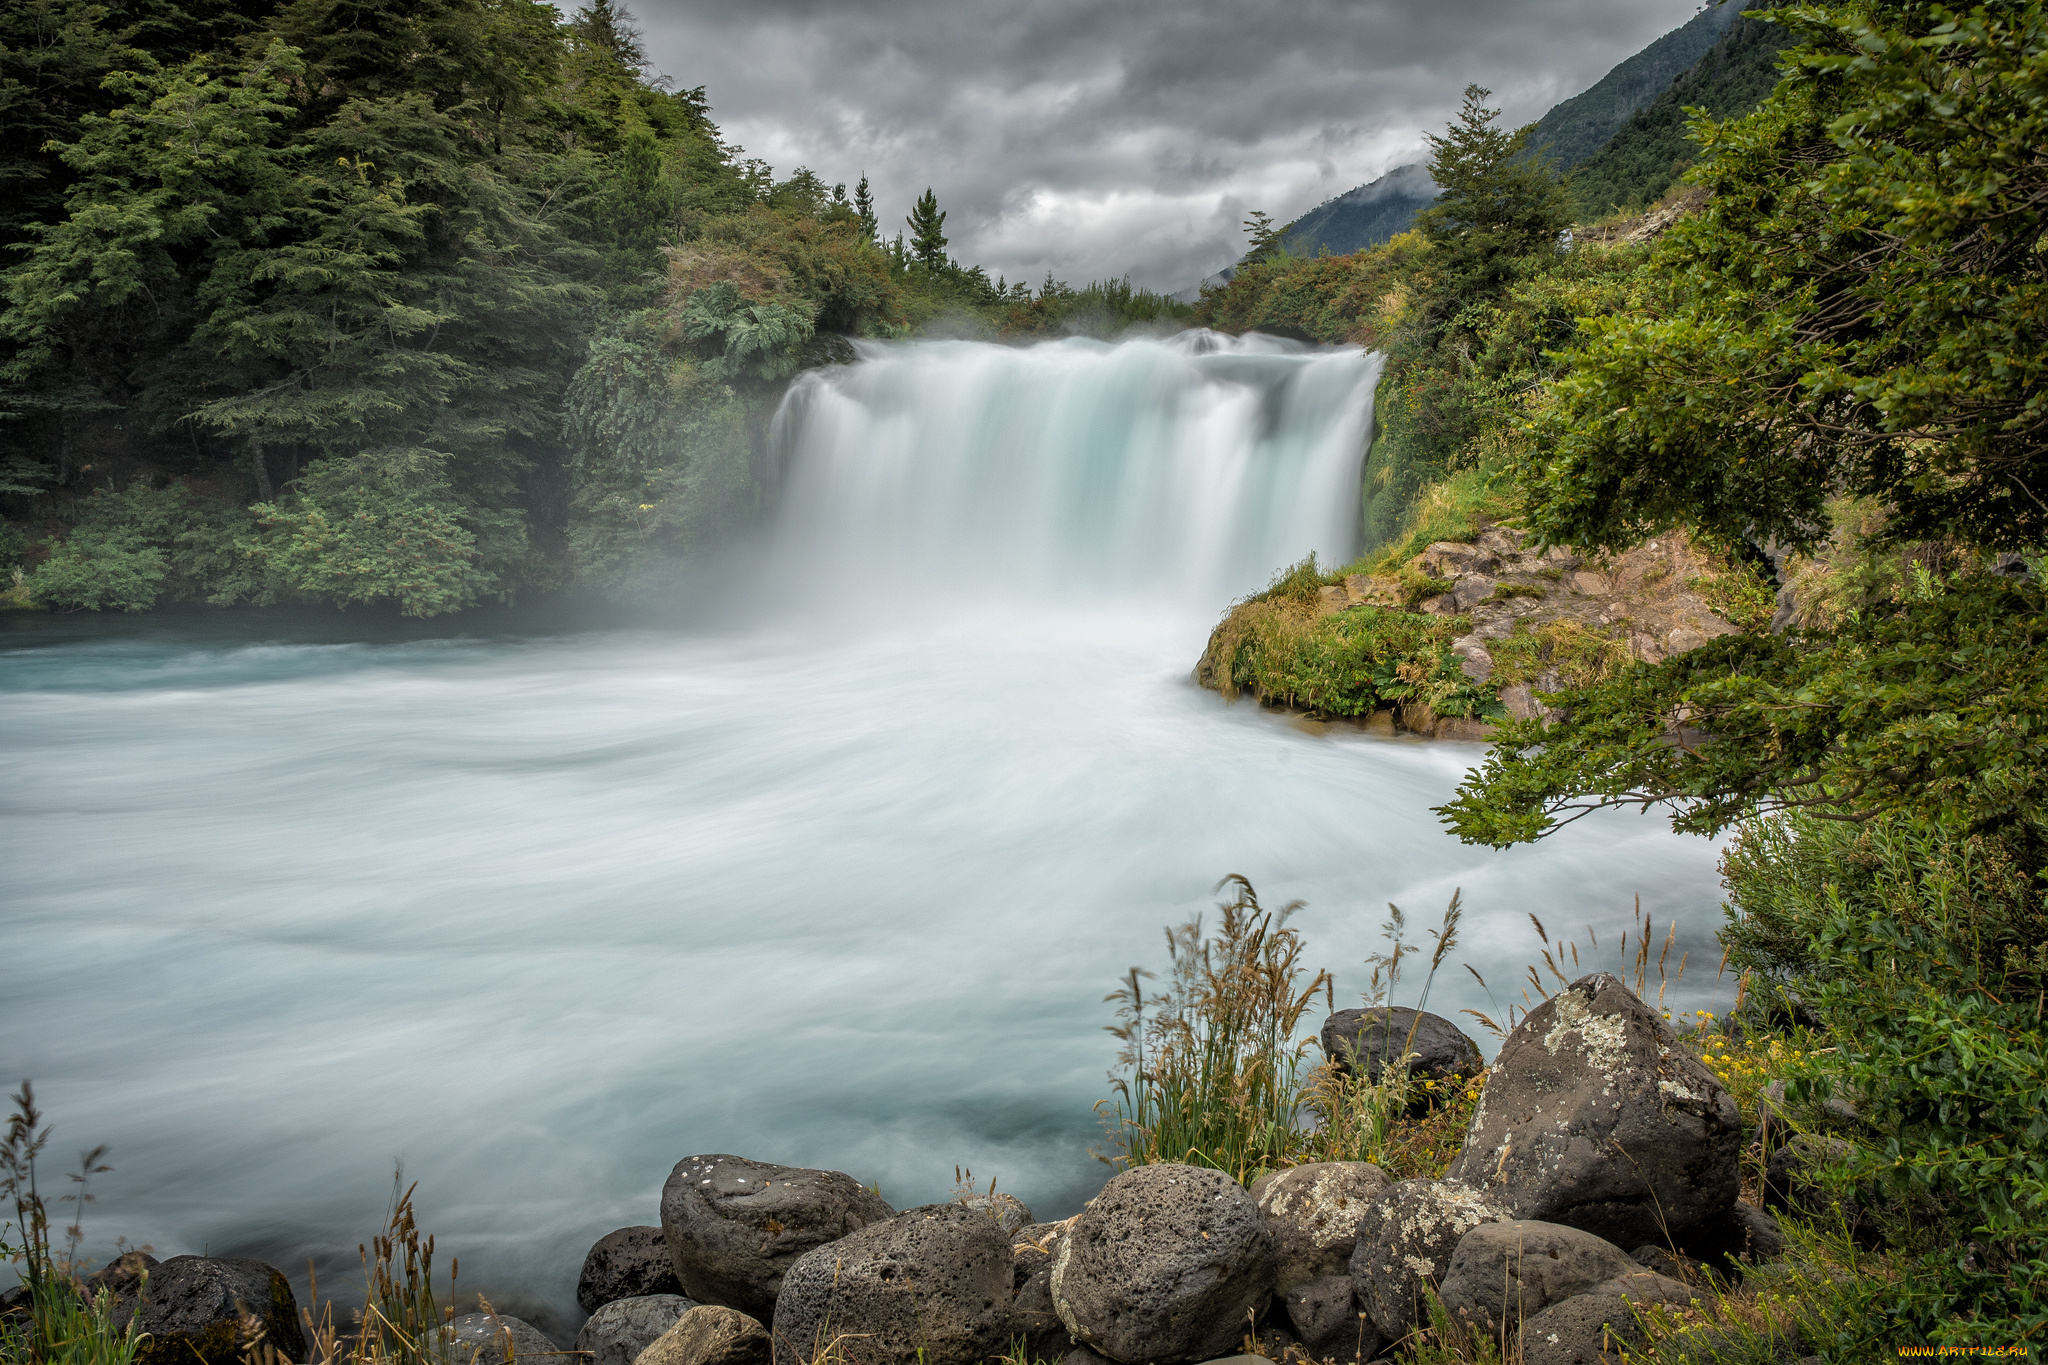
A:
[[770, 331, 1382, 606]]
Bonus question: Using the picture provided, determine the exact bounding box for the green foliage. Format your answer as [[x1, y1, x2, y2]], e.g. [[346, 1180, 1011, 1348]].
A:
[[1521, 0, 2048, 556], [906, 187, 948, 270], [248, 450, 493, 616], [1236, 210, 1286, 268], [29, 484, 256, 611], [1415, 85, 1573, 317], [1721, 810, 2048, 1345], [679, 281, 816, 382]]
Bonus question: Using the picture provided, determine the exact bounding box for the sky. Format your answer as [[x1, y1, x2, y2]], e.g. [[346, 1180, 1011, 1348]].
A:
[[633, 0, 1707, 292]]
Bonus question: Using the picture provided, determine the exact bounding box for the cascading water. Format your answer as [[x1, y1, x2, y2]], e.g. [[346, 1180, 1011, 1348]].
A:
[[771, 332, 1381, 603], [0, 332, 1727, 1332]]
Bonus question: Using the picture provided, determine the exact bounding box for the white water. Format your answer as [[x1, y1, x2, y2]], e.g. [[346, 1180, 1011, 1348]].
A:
[[0, 333, 1728, 1330]]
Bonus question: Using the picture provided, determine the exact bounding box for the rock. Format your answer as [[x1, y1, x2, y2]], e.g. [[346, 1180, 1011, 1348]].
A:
[[91, 1251, 159, 1298], [440, 1313, 576, 1365], [955, 1191, 1034, 1234], [1059, 1348, 1116, 1365], [111, 1256, 306, 1365], [1320, 1008, 1481, 1092], [1762, 1135, 1882, 1245], [1435, 1221, 1640, 1335], [1013, 1270, 1069, 1362], [1499, 684, 1550, 723], [1012, 1220, 1070, 1287], [576, 1295, 696, 1365], [772, 1204, 1013, 1365], [660, 1154, 895, 1319], [580, 1227, 688, 1314], [1444, 972, 1742, 1249], [1281, 1276, 1381, 1363], [1450, 639, 1494, 684], [1050, 1163, 1276, 1364], [1450, 577, 1498, 613], [1675, 1200, 1785, 1272], [1348, 1178, 1504, 1342], [1586, 1271, 1700, 1306], [1361, 710, 1396, 736], [635, 1305, 771, 1365], [1665, 627, 1707, 654], [1250, 1161, 1389, 1291], [1627, 1245, 1705, 1284], [1434, 716, 1495, 742], [1517, 1294, 1652, 1365]]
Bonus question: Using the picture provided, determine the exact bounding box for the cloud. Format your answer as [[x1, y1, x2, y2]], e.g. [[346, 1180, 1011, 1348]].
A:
[[632, 0, 1704, 290]]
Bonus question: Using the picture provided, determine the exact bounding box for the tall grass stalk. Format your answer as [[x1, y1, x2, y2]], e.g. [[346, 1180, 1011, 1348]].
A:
[[1100, 875, 1330, 1184]]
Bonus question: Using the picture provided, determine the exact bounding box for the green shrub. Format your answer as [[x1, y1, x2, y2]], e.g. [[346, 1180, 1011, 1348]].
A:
[[249, 449, 493, 617], [1197, 596, 1501, 721], [1721, 810, 2048, 1347], [28, 485, 257, 612]]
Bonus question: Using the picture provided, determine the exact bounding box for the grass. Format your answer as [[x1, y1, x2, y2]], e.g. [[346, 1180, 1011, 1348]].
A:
[[1360, 463, 1519, 576], [1487, 617, 1635, 690]]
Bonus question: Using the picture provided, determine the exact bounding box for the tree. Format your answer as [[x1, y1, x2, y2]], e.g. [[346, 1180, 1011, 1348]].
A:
[[853, 175, 877, 243], [906, 186, 947, 269], [1414, 85, 1570, 316], [1518, 3, 2048, 557], [1236, 210, 1285, 268]]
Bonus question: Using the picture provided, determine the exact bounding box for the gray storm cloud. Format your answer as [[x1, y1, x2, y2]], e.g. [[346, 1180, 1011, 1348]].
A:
[[634, 0, 1703, 290]]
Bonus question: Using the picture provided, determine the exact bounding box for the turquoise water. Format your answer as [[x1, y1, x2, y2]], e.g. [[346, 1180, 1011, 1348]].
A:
[[0, 335, 1731, 1327]]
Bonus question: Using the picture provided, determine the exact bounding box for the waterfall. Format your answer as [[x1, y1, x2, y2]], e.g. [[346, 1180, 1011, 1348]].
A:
[[770, 330, 1382, 604]]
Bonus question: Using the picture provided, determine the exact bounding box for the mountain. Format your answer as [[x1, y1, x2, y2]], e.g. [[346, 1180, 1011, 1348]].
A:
[[1521, 0, 1753, 171], [1565, 5, 1794, 216], [1281, 162, 1437, 259]]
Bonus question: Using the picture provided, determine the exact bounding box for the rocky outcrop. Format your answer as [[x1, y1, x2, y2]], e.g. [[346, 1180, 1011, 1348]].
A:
[[575, 1295, 696, 1365], [954, 1191, 1033, 1234], [1435, 1221, 1640, 1335], [1319, 1008, 1481, 1090], [579, 1227, 689, 1313], [634, 1305, 771, 1365], [1444, 972, 1741, 1250], [1249, 1161, 1388, 1292], [660, 1155, 895, 1319], [1051, 1163, 1276, 1364], [111, 1255, 305, 1365], [771, 1204, 1014, 1365]]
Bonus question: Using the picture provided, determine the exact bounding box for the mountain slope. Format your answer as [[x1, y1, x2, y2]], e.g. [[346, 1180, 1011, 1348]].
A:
[[1566, 7, 1794, 215], [1281, 162, 1436, 258], [1522, 0, 1751, 170]]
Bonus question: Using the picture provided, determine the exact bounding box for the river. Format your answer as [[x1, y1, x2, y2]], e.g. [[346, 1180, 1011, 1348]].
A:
[[0, 332, 1728, 1330]]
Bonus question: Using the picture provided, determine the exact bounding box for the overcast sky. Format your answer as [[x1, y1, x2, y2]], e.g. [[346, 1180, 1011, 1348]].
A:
[[633, 0, 1705, 291]]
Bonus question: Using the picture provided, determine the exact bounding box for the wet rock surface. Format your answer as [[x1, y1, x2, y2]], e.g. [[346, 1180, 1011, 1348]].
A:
[[113, 1255, 306, 1365], [579, 1227, 688, 1313], [635, 1305, 771, 1365], [574, 1295, 696, 1365], [660, 1154, 895, 1319], [1051, 1163, 1276, 1364], [1319, 1009, 1481, 1091], [771, 1203, 1014, 1365], [1444, 972, 1742, 1250]]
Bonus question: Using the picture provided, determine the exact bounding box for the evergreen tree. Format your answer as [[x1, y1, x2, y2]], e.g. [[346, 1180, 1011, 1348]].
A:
[[1237, 210, 1285, 267], [906, 187, 947, 269], [1415, 85, 1571, 317], [853, 175, 878, 243]]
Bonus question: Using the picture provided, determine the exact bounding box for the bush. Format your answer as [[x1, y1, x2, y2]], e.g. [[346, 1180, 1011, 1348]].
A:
[[1722, 810, 2048, 1346], [28, 485, 257, 612], [249, 449, 493, 617]]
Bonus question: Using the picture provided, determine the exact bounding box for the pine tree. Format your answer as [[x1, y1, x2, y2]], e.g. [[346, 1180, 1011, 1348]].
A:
[[906, 187, 947, 269], [1237, 210, 1285, 267], [853, 175, 877, 243], [1414, 85, 1570, 316]]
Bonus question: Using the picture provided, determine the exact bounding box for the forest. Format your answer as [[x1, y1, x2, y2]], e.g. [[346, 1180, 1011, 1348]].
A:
[[0, 0, 1186, 613]]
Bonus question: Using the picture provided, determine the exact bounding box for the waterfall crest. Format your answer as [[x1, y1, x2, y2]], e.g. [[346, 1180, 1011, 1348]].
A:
[[771, 330, 1381, 604]]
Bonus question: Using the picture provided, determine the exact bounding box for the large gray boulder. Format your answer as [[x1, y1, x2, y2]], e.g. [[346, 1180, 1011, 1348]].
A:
[[439, 1313, 575, 1365], [660, 1154, 895, 1319], [575, 1295, 695, 1365], [1436, 1221, 1639, 1335], [634, 1305, 770, 1365], [1320, 1009, 1482, 1091], [1250, 1161, 1388, 1292], [1280, 1275, 1381, 1363], [1012, 1270, 1070, 1362], [579, 1226, 687, 1313], [771, 1204, 1014, 1365], [111, 1255, 306, 1365], [1349, 1178, 1505, 1342], [1050, 1163, 1276, 1364], [1444, 973, 1741, 1249]]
